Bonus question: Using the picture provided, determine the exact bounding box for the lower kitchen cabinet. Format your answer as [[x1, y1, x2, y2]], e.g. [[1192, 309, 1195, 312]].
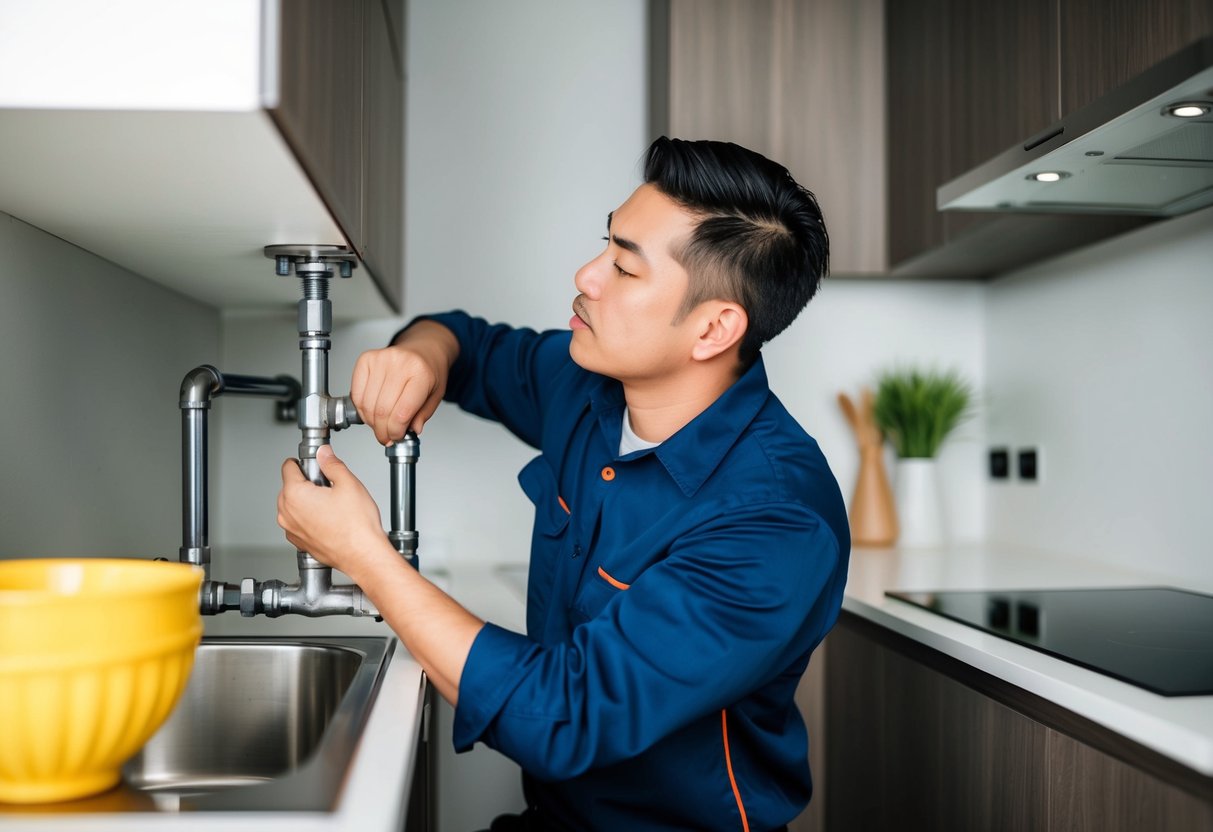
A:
[[812, 612, 1213, 831], [404, 684, 436, 831]]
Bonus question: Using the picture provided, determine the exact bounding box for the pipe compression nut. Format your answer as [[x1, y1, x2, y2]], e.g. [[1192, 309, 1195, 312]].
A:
[[327, 395, 362, 430], [240, 578, 260, 617], [298, 298, 332, 335], [386, 435, 420, 460]]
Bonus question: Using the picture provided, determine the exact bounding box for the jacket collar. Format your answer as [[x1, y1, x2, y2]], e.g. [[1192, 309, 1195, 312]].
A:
[[588, 357, 771, 497]]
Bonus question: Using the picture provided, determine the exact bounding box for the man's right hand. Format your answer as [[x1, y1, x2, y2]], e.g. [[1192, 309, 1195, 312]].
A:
[[350, 320, 460, 445]]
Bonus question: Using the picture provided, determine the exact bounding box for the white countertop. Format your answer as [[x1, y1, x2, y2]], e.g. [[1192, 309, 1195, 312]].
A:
[[841, 542, 1213, 777], [6, 543, 1206, 830]]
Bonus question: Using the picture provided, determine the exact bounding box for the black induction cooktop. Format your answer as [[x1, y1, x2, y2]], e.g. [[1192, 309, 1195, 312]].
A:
[[885, 587, 1213, 696]]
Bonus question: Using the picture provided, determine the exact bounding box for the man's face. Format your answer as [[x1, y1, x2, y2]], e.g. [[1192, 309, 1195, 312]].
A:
[[569, 184, 702, 385]]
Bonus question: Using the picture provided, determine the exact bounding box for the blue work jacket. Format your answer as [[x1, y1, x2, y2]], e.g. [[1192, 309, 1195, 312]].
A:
[[425, 312, 850, 832]]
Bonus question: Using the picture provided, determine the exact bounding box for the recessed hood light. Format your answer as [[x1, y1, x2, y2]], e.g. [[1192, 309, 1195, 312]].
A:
[[1026, 171, 1070, 182], [939, 37, 1213, 217], [1164, 101, 1211, 118]]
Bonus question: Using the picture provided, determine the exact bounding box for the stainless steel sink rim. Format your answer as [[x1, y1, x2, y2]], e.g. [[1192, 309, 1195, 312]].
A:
[[120, 636, 394, 813]]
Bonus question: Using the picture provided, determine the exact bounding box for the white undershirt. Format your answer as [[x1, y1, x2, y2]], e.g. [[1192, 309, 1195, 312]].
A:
[[619, 408, 662, 456]]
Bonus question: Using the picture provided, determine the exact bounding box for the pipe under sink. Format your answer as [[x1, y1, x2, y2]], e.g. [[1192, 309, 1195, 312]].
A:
[[119, 636, 394, 812]]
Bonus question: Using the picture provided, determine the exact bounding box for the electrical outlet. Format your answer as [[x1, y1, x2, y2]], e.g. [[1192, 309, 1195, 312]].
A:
[[1017, 447, 1040, 482], [988, 447, 1010, 480]]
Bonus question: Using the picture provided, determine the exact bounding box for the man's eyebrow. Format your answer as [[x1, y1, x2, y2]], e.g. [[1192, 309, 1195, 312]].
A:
[[605, 211, 648, 262]]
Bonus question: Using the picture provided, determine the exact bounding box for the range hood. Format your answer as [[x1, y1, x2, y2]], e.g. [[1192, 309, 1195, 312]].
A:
[[939, 36, 1213, 217]]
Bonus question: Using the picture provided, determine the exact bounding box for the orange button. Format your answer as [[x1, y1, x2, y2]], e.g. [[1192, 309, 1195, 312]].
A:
[[601, 466, 616, 482]]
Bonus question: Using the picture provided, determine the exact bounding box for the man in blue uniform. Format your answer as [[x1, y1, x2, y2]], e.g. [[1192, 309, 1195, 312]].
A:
[[277, 137, 850, 831]]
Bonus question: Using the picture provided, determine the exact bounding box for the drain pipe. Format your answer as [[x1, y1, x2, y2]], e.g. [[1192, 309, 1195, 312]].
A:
[[179, 365, 300, 613]]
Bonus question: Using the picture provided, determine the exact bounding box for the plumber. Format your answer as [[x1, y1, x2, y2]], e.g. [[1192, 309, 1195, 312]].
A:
[[277, 137, 851, 832]]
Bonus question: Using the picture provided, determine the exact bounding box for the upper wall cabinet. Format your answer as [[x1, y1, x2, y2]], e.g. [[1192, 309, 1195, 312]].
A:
[[1059, 0, 1213, 114], [888, 0, 1213, 279], [0, 0, 405, 319], [654, 0, 887, 275], [657, 0, 1211, 281]]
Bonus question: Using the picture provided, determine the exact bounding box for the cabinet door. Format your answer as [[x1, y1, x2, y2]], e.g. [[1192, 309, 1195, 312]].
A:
[[1060, 0, 1213, 115], [363, 0, 406, 310], [943, 0, 1058, 243], [273, 0, 366, 255], [823, 613, 1213, 831], [665, 0, 886, 274], [1048, 729, 1213, 832], [889, 0, 1060, 267], [886, 0, 951, 266], [825, 614, 1051, 830]]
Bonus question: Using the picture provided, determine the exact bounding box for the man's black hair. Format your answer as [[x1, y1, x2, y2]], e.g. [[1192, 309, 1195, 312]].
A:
[[643, 137, 829, 367]]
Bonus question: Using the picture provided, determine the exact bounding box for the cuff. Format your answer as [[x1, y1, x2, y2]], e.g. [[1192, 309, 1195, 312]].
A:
[[386, 310, 469, 348], [452, 622, 538, 752]]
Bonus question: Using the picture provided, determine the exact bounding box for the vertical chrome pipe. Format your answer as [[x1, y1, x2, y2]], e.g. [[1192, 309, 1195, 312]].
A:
[[387, 433, 420, 569], [179, 365, 223, 577], [297, 275, 332, 487], [180, 407, 210, 574], [295, 275, 335, 586]]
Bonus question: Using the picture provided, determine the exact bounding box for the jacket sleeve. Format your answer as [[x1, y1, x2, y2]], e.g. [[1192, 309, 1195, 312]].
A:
[[450, 501, 845, 781], [404, 311, 574, 450]]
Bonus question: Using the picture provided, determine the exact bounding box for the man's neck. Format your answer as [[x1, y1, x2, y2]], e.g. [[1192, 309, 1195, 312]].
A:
[[623, 363, 740, 444]]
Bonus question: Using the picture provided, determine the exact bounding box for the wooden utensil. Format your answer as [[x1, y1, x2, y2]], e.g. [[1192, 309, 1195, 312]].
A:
[[838, 388, 898, 547]]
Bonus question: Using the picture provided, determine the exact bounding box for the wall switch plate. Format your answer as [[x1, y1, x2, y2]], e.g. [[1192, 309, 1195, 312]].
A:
[[1018, 448, 1040, 481], [989, 447, 1010, 479]]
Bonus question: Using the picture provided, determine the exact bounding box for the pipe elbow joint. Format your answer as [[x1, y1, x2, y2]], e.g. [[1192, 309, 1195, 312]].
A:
[[180, 365, 223, 409]]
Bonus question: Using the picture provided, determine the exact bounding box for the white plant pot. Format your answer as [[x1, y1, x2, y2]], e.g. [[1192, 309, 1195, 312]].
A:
[[894, 458, 946, 548]]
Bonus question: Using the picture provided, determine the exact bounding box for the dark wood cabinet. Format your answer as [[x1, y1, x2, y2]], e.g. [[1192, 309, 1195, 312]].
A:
[[946, 0, 1060, 176], [659, 0, 1203, 281], [885, 0, 1162, 278], [818, 612, 1213, 831], [659, 0, 888, 274], [273, 0, 367, 257], [270, 0, 405, 312], [942, 0, 1059, 244], [819, 614, 1051, 830], [887, 0, 1064, 271], [885, 0, 952, 266], [363, 0, 406, 311], [1059, 0, 1213, 115]]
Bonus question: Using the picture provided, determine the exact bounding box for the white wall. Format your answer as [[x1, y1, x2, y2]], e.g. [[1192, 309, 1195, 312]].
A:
[[0, 212, 220, 559], [984, 206, 1213, 582], [765, 278, 987, 544]]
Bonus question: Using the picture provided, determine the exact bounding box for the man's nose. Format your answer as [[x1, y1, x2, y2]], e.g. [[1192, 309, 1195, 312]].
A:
[[574, 256, 605, 299]]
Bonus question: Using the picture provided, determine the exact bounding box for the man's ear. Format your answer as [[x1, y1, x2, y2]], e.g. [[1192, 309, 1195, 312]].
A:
[[691, 302, 748, 362]]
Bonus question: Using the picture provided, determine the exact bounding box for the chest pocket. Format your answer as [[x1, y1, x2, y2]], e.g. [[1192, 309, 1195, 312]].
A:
[[518, 455, 570, 538], [569, 565, 629, 625]]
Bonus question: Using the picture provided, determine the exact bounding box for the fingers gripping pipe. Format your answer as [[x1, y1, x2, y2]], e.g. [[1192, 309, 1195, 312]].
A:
[[178, 246, 420, 618]]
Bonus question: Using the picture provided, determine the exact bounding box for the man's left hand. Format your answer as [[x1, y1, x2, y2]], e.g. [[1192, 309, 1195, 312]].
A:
[[277, 444, 386, 581]]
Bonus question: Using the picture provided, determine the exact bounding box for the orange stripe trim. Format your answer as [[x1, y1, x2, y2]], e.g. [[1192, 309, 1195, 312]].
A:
[[722, 709, 751, 832], [557, 496, 570, 514], [596, 566, 630, 591]]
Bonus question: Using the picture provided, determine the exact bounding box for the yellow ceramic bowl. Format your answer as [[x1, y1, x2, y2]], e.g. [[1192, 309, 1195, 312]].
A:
[[0, 558, 203, 804]]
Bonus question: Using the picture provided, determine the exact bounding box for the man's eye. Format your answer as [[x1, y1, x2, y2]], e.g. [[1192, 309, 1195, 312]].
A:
[[613, 261, 635, 278]]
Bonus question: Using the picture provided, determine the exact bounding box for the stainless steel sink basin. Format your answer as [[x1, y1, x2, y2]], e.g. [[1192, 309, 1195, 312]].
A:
[[120, 636, 394, 812]]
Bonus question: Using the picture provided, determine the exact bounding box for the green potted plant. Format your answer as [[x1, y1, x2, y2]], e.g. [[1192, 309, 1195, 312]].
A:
[[872, 367, 973, 547]]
